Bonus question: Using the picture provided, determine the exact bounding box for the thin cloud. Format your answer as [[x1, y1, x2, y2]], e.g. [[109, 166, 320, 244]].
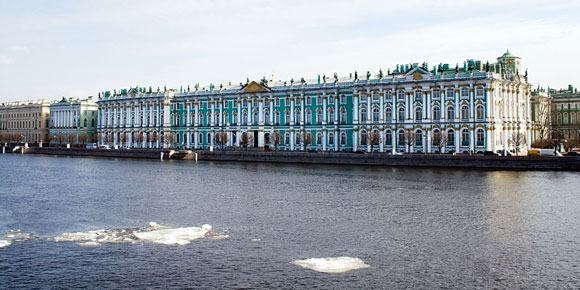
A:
[[9, 45, 30, 52], [0, 56, 14, 64]]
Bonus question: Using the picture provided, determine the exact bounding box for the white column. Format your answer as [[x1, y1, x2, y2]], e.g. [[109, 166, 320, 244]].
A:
[[258, 99, 264, 125], [353, 91, 359, 124]]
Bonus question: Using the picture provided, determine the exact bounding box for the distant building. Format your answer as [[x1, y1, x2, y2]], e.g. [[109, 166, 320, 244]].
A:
[[550, 85, 580, 140], [530, 87, 552, 144], [0, 101, 51, 144], [49, 97, 98, 144], [97, 50, 532, 154]]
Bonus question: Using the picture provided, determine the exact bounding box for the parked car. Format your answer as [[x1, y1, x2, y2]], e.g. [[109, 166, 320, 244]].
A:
[[564, 151, 580, 156], [85, 143, 97, 149], [98, 145, 110, 149], [483, 150, 499, 156]]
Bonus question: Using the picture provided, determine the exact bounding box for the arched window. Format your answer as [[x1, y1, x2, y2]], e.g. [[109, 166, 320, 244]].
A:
[[447, 130, 455, 145], [329, 132, 334, 145], [275, 110, 280, 125], [223, 112, 229, 124], [340, 132, 347, 145], [385, 130, 392, 145], [432, 107, 440, 121], [398, 130, 405, 145], [415, 107, 422, 121], [316, 109, 322, 125], [295, 132, 301, 144], [285, 110, 290, 125], [316, 132, 322, 144], [199, 133, 203, 144], [476, 105, 484, 120], [398, 107, 405, 121], [84, 118, 88, 127], [385, 108, 392, 121], [476, 128, 485, 146], [91, 119, 95, 127], [207, 112, 212, 125], [306, 110, 312, 125], [253, 110, 259, 125], [207, 133, 212, 144], [295, 110, 301, 124], [242, 111, 247, 125], [372, 108, 379, 123], [285, 133, 290, 145], [360, 130, 367, 145], [360, 108, 367, 123], [432, 130, 441, 146], [264, 110, 270, 125], [447, 106, 455, 120], [461, 105, 469, 120], [215, 112, 219, 124], [340, 109, 347, 125], [461, 129, 469, 146], [328, 108, 334, 125], [232, 112, 237, 125], [415, 130, 423, 146]]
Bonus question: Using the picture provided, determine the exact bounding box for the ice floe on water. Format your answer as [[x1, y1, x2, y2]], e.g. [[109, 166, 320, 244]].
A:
[[54, 223, 218, 246], [1, 230, 40, 248], [0, 240, 11, 248], [291, 257, 372, 274]]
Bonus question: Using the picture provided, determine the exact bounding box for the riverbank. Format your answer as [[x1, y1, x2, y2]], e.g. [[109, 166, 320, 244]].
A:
[[10, 147, 580, 170]]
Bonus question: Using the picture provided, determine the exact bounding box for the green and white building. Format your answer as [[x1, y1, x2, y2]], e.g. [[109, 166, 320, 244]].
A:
[[97, 50, 532, 154], [49, 97, 98, 144]]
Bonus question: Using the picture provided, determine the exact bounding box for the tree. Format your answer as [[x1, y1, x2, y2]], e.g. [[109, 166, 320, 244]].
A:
[[79, 133, 89, 145], [56, 133, 66, 144], [162, 133, 175, 148], [302, 131, 313, 150], [368, 131, 380, 153], [92, 133, 100, 144], [550, 130, 564, 154], [432, 132, 448, 153], [241, 131, 253, 151], [508, 132, 527, 156], [67, 134, 77, 145], [214, 131, 229, 150], [403, 130, 417, 152], [134, 133, 144, 148], [119, 133, 127, 147], [151, 132, 159, 148], [269, 130, 282, 150], [535, 103, 552, 149]]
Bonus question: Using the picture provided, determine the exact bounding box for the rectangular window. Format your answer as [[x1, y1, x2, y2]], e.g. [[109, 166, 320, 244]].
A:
[[432, 89, 440, 99], [372, 93, 379, 102], [397, 90, 405, 101], [340, 94, 346, 104], [476, 87, 484, 97], [414, 90, 422, 102], [265, 98, 270, 107], [306, 97, 312, 105], [275, 98, 280, 106], [329, 96, 334, 104], [461, 87, 469, 98], [446, 89, 454, 99]]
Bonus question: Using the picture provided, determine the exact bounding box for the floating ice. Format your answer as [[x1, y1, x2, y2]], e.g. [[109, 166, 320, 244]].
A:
[[54, 223, 213, 246], [0, 240, 11, 248], [291, 257, 372, 274], [77, 242, 101, 247], [4, 230, 38, 242], [133, 224, 212, 246]]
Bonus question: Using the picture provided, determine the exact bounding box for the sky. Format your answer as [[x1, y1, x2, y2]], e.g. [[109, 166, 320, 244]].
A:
[[1, 0, 579, 102]]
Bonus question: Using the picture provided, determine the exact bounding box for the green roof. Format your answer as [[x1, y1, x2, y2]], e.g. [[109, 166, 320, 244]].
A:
[[500, 49, 518, 58]]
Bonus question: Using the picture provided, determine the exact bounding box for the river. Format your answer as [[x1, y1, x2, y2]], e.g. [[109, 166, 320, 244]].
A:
[[0, 154, 579, 289]]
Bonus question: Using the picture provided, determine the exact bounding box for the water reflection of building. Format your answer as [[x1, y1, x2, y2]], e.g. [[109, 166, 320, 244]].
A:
[[49, 97, 98, 144], [96, 50, 532, 153]]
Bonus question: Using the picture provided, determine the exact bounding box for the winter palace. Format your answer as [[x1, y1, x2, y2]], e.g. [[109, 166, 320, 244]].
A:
[[95, 50, 532, 154]]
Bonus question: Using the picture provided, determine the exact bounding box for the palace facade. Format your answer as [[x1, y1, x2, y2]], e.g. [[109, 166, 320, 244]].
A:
[[97, 50, 533, 154], [49, 97, 98, 144], [0, 101, 51, 144]]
